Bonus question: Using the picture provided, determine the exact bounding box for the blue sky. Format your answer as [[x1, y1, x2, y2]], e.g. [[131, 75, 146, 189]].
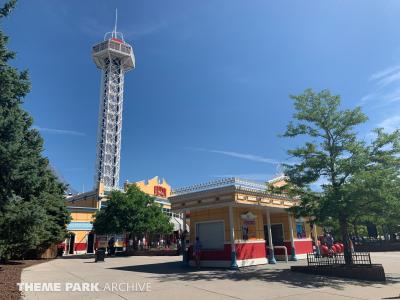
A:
[[3, 0, 400, 192]]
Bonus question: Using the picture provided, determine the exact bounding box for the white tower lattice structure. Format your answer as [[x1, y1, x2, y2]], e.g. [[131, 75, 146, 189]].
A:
[[92, 12, 135, 191]]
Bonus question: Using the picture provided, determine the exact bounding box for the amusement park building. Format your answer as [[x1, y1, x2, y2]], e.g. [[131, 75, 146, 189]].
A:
[[170, 176, 321, 268], [63, 176, 182, 255]]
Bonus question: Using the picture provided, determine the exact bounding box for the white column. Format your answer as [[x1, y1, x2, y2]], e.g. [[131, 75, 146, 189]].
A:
[[266, 209, 276, 264], [288, 212, 298, 261], [182, 210, 187, 263], [182, 211, 186, 232], [229, 205, 238, 268], [313, 222, 320, 256]]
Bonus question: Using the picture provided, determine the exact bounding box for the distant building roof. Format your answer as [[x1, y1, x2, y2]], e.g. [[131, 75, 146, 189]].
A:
[[171, 177, 268, 196]]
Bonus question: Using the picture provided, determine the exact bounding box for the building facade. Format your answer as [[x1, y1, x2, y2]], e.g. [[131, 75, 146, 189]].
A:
[[63, 176, 181, 255], [170, 177, 320, 268]]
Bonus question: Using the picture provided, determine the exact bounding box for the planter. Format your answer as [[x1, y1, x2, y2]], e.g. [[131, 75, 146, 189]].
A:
[[291, 264, 386, 282]]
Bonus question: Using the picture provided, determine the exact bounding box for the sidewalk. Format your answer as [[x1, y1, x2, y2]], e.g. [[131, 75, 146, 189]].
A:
[[21, 252, 400, 299]]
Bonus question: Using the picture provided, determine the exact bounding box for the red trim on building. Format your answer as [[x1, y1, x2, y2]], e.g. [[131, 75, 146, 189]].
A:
[[282, 240, 313, 254], [188, 244, 231, 261], [294, 240, 313, 254], [267, 245, 285, 255], [236, 242, 266, 260], [74, 243, 87, 251], [187, 240, 311, 262]]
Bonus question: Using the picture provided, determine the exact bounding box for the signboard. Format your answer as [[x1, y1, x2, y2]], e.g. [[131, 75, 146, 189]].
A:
[[154, 186, 167, 198], [241, 211, 257, 240]]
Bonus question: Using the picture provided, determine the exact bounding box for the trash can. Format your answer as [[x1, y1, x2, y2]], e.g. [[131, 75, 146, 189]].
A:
[[95, 249, 105, 262], [57, 247, 64, 257]]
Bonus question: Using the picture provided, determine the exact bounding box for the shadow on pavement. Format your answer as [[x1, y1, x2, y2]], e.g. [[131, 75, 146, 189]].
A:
[[59, 254, 95, 260], [60, 253, 127, 260], [109, 261, 400, 290]]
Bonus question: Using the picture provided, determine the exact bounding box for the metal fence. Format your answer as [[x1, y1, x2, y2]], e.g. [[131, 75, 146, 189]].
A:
[[307, 252, 372, 267]]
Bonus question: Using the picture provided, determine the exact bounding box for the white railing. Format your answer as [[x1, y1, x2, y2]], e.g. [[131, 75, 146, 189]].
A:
[[274, 245, 288, 263], [172, 177, 267, 196]]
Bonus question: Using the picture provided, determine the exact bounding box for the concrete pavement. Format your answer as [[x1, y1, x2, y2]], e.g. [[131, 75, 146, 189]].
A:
[[21, 252, 400, 300]]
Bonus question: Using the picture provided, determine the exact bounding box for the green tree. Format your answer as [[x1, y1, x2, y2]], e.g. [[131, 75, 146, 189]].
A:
[[343, 129, 400, 236], [93, 185, 173, 240], [0, 0, 70, 260], [282, 89, 400, 264]]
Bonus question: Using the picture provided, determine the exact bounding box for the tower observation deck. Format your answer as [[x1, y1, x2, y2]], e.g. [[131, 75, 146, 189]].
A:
[[92, 16, 135, 191]]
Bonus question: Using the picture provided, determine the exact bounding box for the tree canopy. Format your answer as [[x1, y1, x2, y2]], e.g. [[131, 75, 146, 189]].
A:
[[280, 89, 400, 263], [0, 0, 70, 260], [93, 185, 173, 237]]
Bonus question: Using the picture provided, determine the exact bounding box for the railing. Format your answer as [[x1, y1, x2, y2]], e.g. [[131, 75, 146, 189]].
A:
[[274, 246, 288, 263], [307, 252, 372, 267], [92, 40, 132, 55], [171, 177, 269, 196]]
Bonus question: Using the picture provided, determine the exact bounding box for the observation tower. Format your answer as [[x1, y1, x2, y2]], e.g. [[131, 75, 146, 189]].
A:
[[92, 12, 135, 191]]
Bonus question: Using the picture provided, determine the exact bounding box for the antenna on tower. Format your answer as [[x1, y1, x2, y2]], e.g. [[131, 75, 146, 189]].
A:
[[104, 8, 124, 41], [113, 8, 118, 38]]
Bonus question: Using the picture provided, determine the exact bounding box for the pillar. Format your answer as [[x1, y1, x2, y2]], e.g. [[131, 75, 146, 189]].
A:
[[229, 205, 238, 269], [313, 222, 320, 257], [288, 212, 298, 261], [266, 209, 276, 264], [182, 210, 187, 264]]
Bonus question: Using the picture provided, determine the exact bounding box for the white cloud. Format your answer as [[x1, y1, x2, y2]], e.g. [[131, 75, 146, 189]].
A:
[[370, 64, 400, 83], [381, 88, 400, 104], [125, 21, 168, 39], [81, 16, 168, 40], [377, 115, 400, 132], [361, 64, 400, 108], [187, 147, 282, 165], [33, 126, 86, 137]]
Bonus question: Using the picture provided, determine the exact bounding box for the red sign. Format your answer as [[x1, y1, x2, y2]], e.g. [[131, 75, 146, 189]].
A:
[[111, 37, 123, 44], [154, 186, 167, 198]]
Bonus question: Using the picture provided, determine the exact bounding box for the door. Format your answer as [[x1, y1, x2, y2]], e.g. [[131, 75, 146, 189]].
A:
[[264, 224, 284, 246], [68, 233, 75, 254], [87, 233, 95, 253]]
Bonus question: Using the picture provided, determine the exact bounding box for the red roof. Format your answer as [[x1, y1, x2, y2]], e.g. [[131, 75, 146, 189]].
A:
[[111, 37, 123, 44]]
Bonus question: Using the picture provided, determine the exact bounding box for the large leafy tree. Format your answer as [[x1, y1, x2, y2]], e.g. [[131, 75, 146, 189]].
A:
[[0, 0, 70, 260], [343, 129, 400, 235], [93, 185, 173, 239], [282, 89, 400, 264]]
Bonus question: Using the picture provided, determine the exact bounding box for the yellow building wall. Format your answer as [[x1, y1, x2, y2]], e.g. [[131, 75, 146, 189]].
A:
[[189, 207, 267, 244], [131, 176, 172, 198], [293, 216, 318, 239], [70, 212, 95, 222], [270, 213, 290, 240], [67, 195, 97, 208], [264, 213, 317, 240], [190, 207, 230, 244], [70, 230, 89, 243], [162, 203, 171, 209]]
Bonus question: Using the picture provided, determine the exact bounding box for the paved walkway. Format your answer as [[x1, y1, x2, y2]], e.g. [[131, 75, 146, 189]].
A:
[[21, 252, 400, 299]]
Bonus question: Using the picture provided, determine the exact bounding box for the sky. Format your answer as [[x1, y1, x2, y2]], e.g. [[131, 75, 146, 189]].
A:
[[3, 0, 400, 192]]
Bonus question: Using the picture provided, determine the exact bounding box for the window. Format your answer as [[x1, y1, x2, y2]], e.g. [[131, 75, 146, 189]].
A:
[[296, 222, 306, 239], [196, 221, 224, 250]]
